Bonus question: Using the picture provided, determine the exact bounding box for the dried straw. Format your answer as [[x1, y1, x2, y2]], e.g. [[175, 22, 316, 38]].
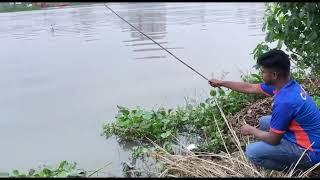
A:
[[148, 95, 320, 177]]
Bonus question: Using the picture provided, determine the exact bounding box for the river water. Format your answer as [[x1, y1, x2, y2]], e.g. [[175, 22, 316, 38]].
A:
[[0, 3, 265, 176]]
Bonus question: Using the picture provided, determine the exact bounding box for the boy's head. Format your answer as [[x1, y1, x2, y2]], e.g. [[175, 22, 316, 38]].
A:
[[257, 49, 291, 85]]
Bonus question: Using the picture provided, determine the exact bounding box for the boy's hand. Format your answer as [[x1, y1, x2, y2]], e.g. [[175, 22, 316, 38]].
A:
[[208, 79, 223, 87], [240, 124, 255, 135]]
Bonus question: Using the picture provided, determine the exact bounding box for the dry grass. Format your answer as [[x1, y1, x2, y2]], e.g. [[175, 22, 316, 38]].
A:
[[301, 77, 320, 96], [148, 97, 320, 178]]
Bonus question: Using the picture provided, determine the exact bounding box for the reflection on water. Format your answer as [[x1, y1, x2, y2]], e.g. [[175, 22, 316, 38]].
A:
[[0, 3, 265, 176], [119, 4, 169, 60], [109, 3, 265, 60], [0, 3, 264, 49]]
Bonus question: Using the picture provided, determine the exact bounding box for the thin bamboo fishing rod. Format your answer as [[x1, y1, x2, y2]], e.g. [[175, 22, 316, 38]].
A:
[[104, 4, 209, 81]]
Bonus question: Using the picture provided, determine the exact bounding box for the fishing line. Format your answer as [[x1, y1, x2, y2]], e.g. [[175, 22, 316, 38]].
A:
[[104, 4, 209, 81]]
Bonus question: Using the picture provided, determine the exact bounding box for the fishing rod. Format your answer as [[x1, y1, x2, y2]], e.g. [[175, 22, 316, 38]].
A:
[[104, 4, 209, 81]]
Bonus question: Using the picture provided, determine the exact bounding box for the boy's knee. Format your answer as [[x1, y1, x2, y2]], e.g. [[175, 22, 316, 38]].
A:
[[259, 115, 271, 130], [246, 141, 289, 171], [259, 115, 271, 125], [246, 143, 263, 164], [246, 143, 257, 160]]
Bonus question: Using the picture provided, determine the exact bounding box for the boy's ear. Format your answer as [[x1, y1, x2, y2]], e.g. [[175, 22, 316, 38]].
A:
[[272, 72, 278, 79]]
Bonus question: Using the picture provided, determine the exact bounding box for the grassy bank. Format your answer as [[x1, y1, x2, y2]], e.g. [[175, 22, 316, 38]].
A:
[[0, 5, 41, 13], [150, 96, 320, 178], [102, 73, 263, 152], [0, 3, 100, 13], [4, 161, 85, 177], [101, 72, 320, 177], [4, 160, 112, 177]]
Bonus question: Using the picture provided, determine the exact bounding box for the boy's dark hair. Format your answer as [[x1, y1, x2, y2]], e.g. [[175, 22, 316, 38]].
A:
[[257, 49, 291, 77]]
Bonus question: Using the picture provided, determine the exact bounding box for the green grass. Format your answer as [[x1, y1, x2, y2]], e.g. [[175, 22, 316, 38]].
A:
[[8, 161, 86, 177], [0, 3, 102, 13], [102, 73, 265, 155], [0, 5, 41, 13], [102, 72, 320, 162]]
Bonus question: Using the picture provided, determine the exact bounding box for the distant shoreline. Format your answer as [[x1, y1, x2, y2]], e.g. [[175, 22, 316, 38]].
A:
[[44, 3, 104, 10], [0, 3, 104, 13], [0, 5, 41, 13]]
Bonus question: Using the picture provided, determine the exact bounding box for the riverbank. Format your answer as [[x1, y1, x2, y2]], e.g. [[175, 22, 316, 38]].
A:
[[0, 5, 41, 13], [153, 82, 320, 177], [102, 74, 320, 177], [0, 3, 102, 13]]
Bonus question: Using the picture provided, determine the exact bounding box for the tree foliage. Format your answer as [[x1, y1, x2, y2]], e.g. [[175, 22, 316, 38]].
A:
[[253, 3, 320, 76]]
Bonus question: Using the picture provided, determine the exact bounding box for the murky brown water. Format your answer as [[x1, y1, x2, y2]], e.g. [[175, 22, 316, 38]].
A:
[[0, 3, 265, 176]]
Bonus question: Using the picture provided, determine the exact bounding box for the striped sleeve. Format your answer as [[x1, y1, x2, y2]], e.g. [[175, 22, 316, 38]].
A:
[[258, 83, 276, 97]]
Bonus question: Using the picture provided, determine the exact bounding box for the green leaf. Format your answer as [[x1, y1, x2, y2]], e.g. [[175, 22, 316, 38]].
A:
[[218, 89, 225, 96], [28, 169, 36, 176], [10, 170, 20, 177], [273, 3, 280, 16], [42, 168, 52, 177], [74, 170, 86, 177], [160, 131, 171, 139], [56, 171, 69, 177], [265, 32, 274, 42], [142, 112, 153, 120], [299, 10, 304, 18], [251, 74, 263, 82], [276, 40, 283, 49], [142, 148, 149, 154], [58, 160, 67, 170], [308, 32, 317, 41], [182, 116, 188, 122], [162, 118, 170, 124], [210, 89, 217, 97]]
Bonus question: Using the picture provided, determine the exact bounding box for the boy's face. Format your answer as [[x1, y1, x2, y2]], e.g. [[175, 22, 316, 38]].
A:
[[261, 67, 278, 85]]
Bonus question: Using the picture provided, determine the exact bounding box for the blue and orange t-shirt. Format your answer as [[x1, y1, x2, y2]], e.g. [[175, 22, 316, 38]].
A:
[[259, 80, 320, 163]]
